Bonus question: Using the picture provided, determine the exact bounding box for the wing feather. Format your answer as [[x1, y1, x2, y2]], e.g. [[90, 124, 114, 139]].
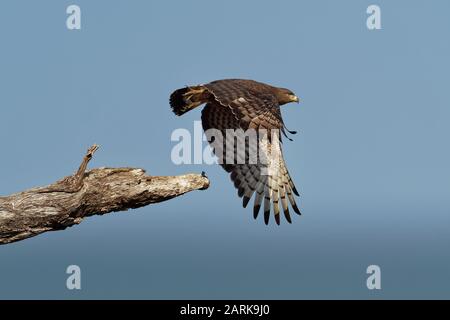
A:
[[200, 79, 300, 224]]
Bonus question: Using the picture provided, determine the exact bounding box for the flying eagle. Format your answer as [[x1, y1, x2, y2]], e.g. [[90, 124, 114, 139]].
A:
[[170, 79, 301, 225]]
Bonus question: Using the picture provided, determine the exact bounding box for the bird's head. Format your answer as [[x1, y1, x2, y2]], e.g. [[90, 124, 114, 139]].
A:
[[274, 87, 300, 105]]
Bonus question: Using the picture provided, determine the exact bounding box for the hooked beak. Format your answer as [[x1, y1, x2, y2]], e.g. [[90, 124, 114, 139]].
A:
[[290, 95, 300, 103]]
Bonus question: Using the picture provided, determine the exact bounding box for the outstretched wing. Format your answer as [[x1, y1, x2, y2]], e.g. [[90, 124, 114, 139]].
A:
[[201, 93, 300, 225]]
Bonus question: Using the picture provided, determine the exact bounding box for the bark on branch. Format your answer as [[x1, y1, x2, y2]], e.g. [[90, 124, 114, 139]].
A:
[[0, 145, 210, 245]]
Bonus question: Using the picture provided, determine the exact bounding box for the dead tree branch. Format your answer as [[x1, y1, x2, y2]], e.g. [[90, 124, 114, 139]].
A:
[[0, 145, 209, 245]]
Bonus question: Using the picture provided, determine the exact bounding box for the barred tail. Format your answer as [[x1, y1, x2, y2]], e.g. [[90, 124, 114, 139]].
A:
[[169, 85, 210, 116]]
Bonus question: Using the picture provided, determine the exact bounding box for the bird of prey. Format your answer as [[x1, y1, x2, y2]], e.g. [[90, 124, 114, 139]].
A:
[[170, 79, 301, 225]]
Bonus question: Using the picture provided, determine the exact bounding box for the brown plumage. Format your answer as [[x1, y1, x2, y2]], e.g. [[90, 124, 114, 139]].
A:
[[169, 79, 301, 225]]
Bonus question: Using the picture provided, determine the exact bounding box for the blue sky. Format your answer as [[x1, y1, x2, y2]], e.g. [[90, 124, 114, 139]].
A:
[[0, 0, 449, 299]]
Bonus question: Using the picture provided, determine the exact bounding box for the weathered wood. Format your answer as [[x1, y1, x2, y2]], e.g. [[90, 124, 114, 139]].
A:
[[0, 145, 209, 245]]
